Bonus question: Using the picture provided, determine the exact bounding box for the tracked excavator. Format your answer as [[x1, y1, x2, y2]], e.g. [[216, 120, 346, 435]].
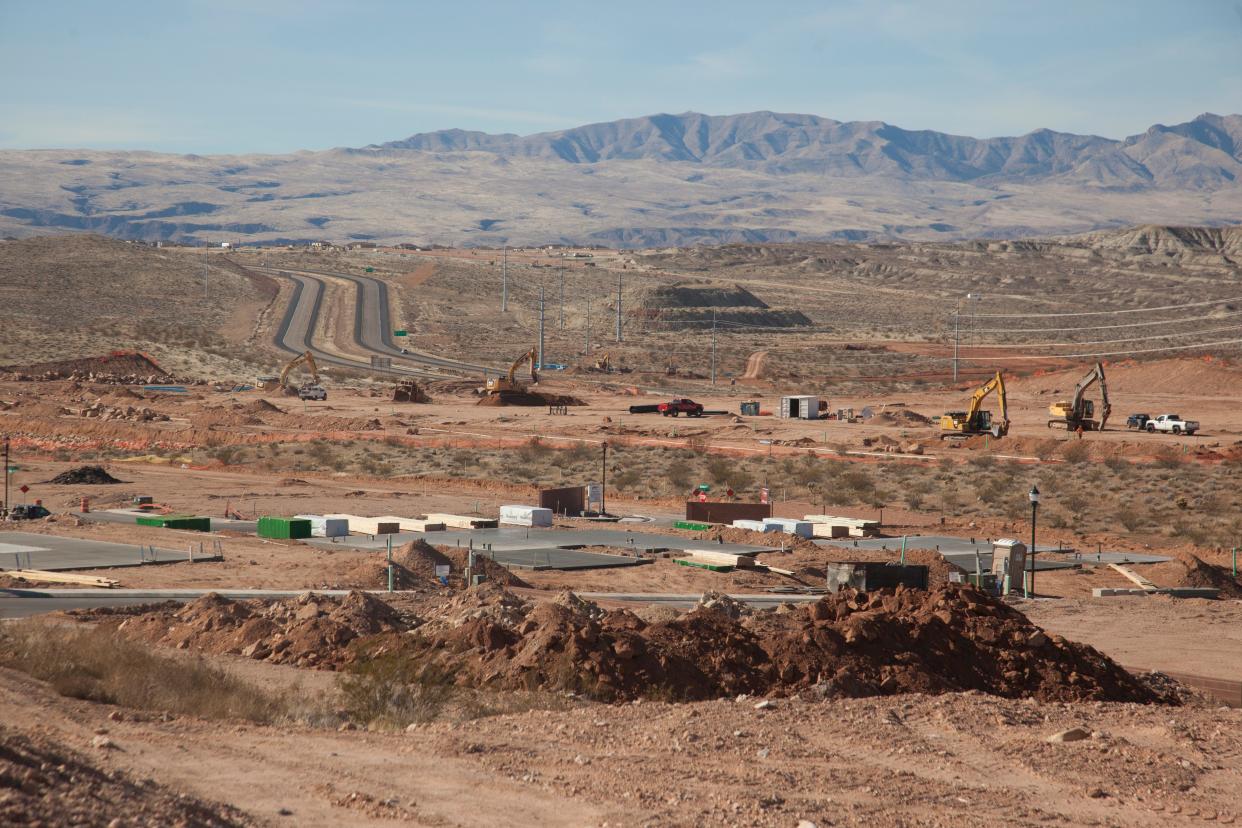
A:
[[939, 371, 1009, 439], [260, 350, 323, 397], [1048, 362, 1110, 431], [485, 347, 539, 395]]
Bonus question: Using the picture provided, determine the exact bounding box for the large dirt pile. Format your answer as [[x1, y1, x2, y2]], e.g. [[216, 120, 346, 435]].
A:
[[399, 584, 1167, 704], [110, 591, 410, 669], [1156, 553, 1242, 598], [0, 725, 249, 827], [46, 465, 123, 484]]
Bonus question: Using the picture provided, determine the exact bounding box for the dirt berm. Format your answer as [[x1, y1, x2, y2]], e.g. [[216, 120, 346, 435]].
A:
[[98, 584, 1168, 705]]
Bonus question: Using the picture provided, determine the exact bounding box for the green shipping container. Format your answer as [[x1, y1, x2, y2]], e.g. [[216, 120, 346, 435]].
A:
[[674, 520, 712, 532], [257, 516, 312, 539], [136, 514, 211, 532]]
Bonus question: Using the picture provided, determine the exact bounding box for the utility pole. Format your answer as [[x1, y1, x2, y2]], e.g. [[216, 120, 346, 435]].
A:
[[501, 246, 508, 312], [559, 253, 565, 330], [203, 242, 209, 299], [3, 435, 9, 519], [710, 310, 717, 385], [537, 284, 545, 371], [615, 272, 622, 343], [952, 311, 960, 383], [584, 296, 591, 354]]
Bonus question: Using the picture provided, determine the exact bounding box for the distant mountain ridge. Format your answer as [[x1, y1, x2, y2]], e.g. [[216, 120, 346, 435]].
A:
[[372, 111, 1242, 188], [2, 110, 1242, 247]]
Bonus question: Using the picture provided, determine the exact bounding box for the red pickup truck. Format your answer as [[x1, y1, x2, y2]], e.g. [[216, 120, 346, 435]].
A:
[[658, 398, 704, 417]]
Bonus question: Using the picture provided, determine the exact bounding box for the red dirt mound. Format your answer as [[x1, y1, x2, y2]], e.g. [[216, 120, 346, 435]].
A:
[[105, 591, 410, 669], [1152, 553, 1242, 598], [396, 584, 1167, 704]]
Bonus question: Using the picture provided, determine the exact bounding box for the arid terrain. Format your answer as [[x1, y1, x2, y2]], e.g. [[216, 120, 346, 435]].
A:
[[3, 229, 1242, 826], [3, 112, 1242, 247]]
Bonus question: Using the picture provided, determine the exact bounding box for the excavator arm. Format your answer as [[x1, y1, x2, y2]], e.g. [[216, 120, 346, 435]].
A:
[[1096, 363, 1111, 430], [995, 371, 1009, 432], [507, 348, 538, 384], [279, 350, 319, 388], [965, 372, 1004, 422]]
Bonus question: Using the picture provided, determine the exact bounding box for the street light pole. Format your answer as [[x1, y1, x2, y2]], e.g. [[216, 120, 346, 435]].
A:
[[3, 435, 9, 519], [600, 442, 609, 517], [1028, 484, 1040, 598]]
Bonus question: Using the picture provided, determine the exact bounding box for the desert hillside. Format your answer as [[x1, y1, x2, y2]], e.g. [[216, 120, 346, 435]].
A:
[[0, 235, 278, 375], [2, 112, 1242, 247]]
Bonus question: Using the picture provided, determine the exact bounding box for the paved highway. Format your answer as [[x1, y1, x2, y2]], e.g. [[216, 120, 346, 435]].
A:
[[256, 265, 495, 380]]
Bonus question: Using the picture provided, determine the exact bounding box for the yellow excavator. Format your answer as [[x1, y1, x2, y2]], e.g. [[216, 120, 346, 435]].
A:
[[260, 351, 322, 396], [940, 371, 1009, 439], [485, 347, 538, 395], [1048, 362, 1110, 431], [592, 351, 612, 373]]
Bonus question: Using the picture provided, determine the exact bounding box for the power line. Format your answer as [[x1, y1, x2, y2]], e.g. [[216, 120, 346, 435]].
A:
[[971, 295, 1242, 319], [960, 321, 1242, 349], [973, 309, 1242, 335]]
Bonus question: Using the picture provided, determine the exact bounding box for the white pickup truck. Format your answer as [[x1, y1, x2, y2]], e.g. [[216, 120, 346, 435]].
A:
[[1145, 413, 1199, 435]]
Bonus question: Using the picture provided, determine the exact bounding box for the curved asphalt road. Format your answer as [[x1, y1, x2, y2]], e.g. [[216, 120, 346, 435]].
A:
[[256, 265, 495, 379]]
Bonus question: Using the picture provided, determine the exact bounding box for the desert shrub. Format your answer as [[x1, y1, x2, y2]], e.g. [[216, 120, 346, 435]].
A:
[[336, 654, 454, 729], [1115, 506, 1145, 532], [517, 437, 551, 463], [564, 442, 595, 463], [706, 457, 733, 485], [665, 463, 692, 492], [0, 623, 295, 724], [1061, 442, 1091, 464], [1154, 446, 1185, 470], [1032, 439, 1061, 461], [612, 467, 643, 492], [968, 454, 996, 469], [210, 445, 241, 465], [1103, 455, 1130, 473]]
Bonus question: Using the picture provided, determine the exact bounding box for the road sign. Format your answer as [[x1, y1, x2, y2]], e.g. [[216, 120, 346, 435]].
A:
[[365, 267, 375, 273], [394, 330, 408, 337], [6, 466, 18, 472], [19, 485, 29, 494]]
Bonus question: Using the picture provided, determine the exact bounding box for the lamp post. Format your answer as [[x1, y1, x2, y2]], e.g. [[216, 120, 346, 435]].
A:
[[1028, 484, 1040, 598], [600, 441, 609, 517]]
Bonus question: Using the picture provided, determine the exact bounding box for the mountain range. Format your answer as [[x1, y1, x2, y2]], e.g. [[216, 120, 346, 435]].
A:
[[2, 111, 1241, 247]]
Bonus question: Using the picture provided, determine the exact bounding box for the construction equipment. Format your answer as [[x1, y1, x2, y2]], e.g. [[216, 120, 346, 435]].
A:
[[592, 351, 612, 372], [939, 371, 1009, 439], [261, 351, 321, 395], [485, 347, 538, 395], [393, 379, 430, 403], [1048, 362, 1110, 431]]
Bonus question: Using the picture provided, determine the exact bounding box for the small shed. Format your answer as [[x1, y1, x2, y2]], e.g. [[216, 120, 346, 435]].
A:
[[779, 395, 820, 419]]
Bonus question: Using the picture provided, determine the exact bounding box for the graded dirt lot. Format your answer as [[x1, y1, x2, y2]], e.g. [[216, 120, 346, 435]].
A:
[[4, 230, 1242, 825]]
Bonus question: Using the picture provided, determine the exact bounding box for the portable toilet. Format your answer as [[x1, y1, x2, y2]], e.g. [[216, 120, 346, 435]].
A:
[[991, 539, 1028, 595]]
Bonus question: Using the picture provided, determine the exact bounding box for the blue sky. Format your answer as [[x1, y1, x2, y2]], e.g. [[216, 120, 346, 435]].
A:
[[2, 0, 1240, 153]]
